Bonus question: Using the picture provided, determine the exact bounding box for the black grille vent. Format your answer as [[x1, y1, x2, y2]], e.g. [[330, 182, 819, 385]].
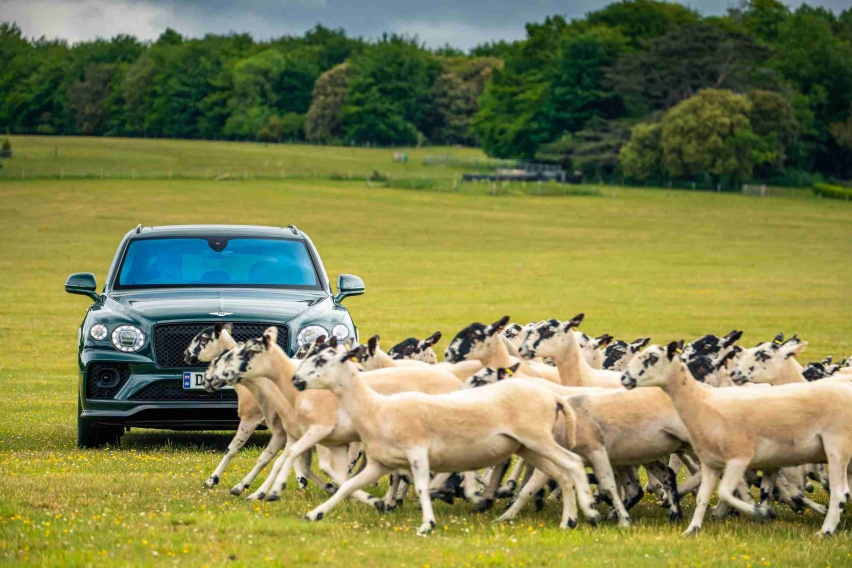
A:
[[153, 323, 289, 368], [129, 380, 239, 401], [86, 363, 131, 399]]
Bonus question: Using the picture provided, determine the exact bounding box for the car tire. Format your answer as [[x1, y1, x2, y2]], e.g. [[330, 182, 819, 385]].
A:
[[77, 397, 123, 448]]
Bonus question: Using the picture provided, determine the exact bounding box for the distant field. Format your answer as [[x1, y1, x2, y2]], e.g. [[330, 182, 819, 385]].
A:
[[0, 166, 851, 564], [1, 136, 492, 182]]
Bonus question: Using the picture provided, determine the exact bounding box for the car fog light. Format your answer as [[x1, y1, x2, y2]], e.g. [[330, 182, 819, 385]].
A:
[[111, 325, 145, 353], [331, 324, 349, 341], [89, 323, 108, 341], [297, 325, 328, 346]]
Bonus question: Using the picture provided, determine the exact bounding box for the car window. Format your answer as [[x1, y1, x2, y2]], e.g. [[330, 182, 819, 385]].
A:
[[117, 237, 319, 289]]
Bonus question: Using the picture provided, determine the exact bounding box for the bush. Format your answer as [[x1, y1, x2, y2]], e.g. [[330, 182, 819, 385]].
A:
[[812, 183, 852, 200], [0, 138, 11, 158]]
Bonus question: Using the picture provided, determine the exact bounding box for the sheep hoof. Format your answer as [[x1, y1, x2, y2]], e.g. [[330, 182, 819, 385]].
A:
[[586, 511, 600, 527], [618, 518, 632, 529], [324, 483, 338, 495], [305, 511, 324, 522], [474, 499, 494, 513], [203, 475, 219, 488], [669, 510, 683, 523], [496, 488, 516, 499], [805, 482, 815, 493], [373, 499, 386, 513], [416, 521, 435, 536], [228, 486, 244, 497], [682, 526, 701, 537], [247, 492, 264, 501], [297, 477, 308, 490], [395, 498, 404, 507], [565, 518, 577, 529], [754, 505, 776, 519]]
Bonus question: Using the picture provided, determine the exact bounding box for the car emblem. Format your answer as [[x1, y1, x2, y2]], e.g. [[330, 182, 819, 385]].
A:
[[209, 312, 233, 317]]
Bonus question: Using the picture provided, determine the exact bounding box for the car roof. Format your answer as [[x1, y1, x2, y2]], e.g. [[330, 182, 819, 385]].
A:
[[129, 224, 304, 239]]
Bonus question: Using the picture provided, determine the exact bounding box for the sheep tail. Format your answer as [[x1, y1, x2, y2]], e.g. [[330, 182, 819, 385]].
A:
[[554, 401, 576, 449]]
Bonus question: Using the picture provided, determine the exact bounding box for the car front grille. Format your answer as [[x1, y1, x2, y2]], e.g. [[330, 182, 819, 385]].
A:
[[86, 363, 132, 399], [129, 380, 239, 401], [153, 323, 289, 368]]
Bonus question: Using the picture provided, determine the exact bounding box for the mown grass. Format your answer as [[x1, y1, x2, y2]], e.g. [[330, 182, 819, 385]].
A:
[[0, 172, 850, 567]]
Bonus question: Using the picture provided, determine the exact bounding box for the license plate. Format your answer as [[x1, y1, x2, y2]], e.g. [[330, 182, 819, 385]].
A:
[[183, 371, 232, 390]]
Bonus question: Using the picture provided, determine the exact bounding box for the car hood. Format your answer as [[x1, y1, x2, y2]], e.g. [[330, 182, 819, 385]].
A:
[[106, 288, 329, 323]]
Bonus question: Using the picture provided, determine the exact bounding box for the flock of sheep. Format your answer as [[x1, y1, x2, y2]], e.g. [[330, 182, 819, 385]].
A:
[[183, 315, 852, 537]]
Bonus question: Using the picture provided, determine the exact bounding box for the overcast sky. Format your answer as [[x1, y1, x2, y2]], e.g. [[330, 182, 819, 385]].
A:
[[0, 0, 847, 50]]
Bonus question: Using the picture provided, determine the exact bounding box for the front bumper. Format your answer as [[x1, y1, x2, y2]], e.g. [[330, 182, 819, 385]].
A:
[[79, 349, 240, 431]]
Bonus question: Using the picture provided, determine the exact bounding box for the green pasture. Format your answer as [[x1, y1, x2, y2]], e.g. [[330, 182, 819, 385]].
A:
[[0, 140, 850, 566]]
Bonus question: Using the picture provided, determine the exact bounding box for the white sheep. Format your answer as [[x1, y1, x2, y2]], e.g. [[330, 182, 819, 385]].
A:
[[622, 342, 852, 536], [183, 324, 314, 493], [519, 315, 623, 388], [205, 330, 484, 507], [291, 344, 601, 534]]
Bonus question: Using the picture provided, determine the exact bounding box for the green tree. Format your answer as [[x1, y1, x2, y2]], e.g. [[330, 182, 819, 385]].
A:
[[619, 121, 663, 180], [609, 22, 774, 112], [340, 36, 440, 146], [304, 62, 352, 143], [586, 0, 699, 46], [659, 89, 762, 182], [746, 90, 799, 170], [66, 63, 115, 134]]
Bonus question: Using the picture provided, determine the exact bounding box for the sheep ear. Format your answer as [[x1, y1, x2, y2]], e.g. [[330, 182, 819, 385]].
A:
[[566, 313, 585, 329], [497, 362, 520, 380], [783, 340, 807, 358], [367, 335, 380, 356], [596, 334, 614, 348], [214, 322, 232, 336], [328, 336, 339, 348], [314, 335, 327, 346], [666, 341, 681, 361], [822, 356, 833, 365], [487, 316, 510, 336], [773, 332, 784, 345], [341, 345, 366, 363], [262, 326, 278, 348], [422, 331, 442, 347], [722, 330, 742, 348]]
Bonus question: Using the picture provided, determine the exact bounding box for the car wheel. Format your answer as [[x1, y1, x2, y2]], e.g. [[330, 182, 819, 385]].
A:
[[77, 397, 123, 448]]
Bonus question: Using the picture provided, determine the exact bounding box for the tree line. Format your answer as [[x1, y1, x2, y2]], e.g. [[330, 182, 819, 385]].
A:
[[1, 0, 851, 185]]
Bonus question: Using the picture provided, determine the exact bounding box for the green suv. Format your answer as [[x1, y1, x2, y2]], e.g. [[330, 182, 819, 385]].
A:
[[66, 224, 364, 448]]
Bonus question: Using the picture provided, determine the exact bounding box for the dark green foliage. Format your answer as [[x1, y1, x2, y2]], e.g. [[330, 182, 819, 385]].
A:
[[0, 0, 851, 181], [340, 35, 440, 146], [812, 182, 852, 200]]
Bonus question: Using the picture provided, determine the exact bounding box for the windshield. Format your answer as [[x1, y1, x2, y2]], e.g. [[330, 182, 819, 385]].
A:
[[116, 237, 320, 289]]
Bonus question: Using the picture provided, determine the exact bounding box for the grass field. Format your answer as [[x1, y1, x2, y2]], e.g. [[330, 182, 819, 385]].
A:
[[0, 138, 851, 566]]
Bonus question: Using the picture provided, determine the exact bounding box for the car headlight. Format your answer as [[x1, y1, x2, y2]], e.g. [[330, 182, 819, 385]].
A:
[[111, 325, 146, 353], [89, 323, 108, 341], [331, 324, 350, 341], [297, 325, 329, 346]]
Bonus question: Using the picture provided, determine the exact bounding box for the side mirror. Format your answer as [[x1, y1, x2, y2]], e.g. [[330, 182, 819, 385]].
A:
[[334, 274, 365, 303], [65, 272, 99, 301]]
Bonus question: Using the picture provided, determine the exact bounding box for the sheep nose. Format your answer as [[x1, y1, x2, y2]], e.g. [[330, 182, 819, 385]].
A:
[[620, 373, 637, 389]]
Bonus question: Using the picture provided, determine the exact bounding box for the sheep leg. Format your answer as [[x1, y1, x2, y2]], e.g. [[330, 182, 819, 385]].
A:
[[227, 427, 287, 495], [587, 450, 631, 528], [323, 444, 386, 508], [645, 461, 682, 522], [383, 474, 401, 510], [407, 447, 438, 535], [475, 461, 509, 511], [776, 467, 826, 516], [817, 450, 851, 536], [495, 468, 550, 523], [677, 471, 702, 496], [395, 478, 411, 506], [518, 452, 585, 529], [204, 413, 263, 488], [305, 459, 391, 523], [716, 458, 775, 519], [249, 426, 332, 501], [348, 443, 363, 474], [683, 463, 721, 536], [515, 439, 599, 524], [498, 459, 526, 498]]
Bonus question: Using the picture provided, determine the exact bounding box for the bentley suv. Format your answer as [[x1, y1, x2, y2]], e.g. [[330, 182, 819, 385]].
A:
[[66, 224, 364, 448]]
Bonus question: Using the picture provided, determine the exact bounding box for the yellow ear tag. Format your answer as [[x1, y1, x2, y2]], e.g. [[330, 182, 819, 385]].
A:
[[505, 367, 515, 376], [349, 356, 358, 362]]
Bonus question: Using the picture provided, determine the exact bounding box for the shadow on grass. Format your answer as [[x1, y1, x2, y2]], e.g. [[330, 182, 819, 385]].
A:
[[119, 429, 272, 452]]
